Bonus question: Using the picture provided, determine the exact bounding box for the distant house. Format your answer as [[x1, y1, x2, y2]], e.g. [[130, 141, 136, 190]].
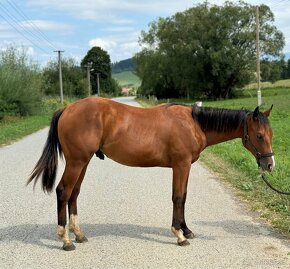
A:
[[121, 87, 130, 95]]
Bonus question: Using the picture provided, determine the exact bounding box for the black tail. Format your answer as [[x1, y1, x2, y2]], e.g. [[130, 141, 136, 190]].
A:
[[27, 108, 64, 193]]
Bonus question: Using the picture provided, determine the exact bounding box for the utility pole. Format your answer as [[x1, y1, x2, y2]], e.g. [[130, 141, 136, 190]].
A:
[[54, 50, 64, 104], [84, 62, 93, 96], [96, 73, 101, 96], [256, 5, 262, 106]]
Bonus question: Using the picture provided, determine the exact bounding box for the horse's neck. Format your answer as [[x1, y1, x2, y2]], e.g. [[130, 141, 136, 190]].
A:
[[204, 127, 243, 147]]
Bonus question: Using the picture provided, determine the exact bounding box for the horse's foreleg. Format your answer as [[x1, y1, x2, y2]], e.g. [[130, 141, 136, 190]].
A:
[[56, 161, 85, 251], [68, 164, 88, 243], [171, 163, 194, 246]]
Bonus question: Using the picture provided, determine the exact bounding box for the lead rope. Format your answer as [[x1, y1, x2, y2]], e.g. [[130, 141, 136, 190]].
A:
[[260, 173, 290, 195]]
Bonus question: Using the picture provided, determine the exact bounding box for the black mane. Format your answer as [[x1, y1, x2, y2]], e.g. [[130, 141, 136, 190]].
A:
[[192, 106, 249, 133], [167, 103, 269, 133]]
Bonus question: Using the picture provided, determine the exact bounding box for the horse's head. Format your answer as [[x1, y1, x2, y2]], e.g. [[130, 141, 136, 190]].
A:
[[243, 106, 275, 172]]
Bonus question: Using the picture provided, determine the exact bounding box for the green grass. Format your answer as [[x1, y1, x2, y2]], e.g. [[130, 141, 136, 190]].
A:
[[0, 97, 66, 146], [0, 113, 52, 146], [113, 71, 141, 87]]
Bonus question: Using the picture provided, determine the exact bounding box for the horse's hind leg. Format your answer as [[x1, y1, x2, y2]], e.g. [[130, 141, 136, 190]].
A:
[[68, 164, 88, 243], [56, 161, 86, 251]]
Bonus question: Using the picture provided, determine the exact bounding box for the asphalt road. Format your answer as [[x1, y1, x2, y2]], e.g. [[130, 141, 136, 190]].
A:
[[0, 96, 289, 269]]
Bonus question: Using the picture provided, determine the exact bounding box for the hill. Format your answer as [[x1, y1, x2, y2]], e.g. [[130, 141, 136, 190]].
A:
[[112, 58, 135, 73], [112, 71, 141, 87]]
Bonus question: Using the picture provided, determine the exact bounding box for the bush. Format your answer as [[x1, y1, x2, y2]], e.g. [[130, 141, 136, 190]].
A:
[[0, 47, 42, 119]]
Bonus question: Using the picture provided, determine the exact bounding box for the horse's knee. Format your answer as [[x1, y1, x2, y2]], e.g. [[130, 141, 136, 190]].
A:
[[56, 184, 66, 200], [56, 183, 63, 195], [172, 193, 187, 204], [56, 184, 71, 204]]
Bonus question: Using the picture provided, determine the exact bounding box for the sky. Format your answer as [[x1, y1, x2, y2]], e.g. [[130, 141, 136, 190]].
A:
[[0, 0, 290, 66]]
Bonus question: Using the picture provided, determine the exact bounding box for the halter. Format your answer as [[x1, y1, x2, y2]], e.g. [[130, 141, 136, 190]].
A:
[[243, 113, 290, 195], [242, 112, 274, 162]]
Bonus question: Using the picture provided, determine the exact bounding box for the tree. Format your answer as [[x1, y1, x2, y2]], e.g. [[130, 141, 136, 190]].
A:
[[42, 57, 87, 98], [261, 58, 289, 81], [81, 46, 120, 95], [268, 62, 282, 83], [135, 1, 285, 99], [287, 59, 290, 79]]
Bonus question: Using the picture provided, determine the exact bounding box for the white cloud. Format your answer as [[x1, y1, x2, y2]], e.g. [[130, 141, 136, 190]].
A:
[[21, 20, 73, 31], [121, 41, 139, 50], [0, 22, 20, 39], [89, 38, 117, 52], [0, 44, 34, 56], [25, 46, 35, 56], [89, 33, 140, 62]]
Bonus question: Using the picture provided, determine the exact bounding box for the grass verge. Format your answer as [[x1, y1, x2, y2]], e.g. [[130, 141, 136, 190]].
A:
[[0, 97, 66, 146], [0, 113, 51, 146]]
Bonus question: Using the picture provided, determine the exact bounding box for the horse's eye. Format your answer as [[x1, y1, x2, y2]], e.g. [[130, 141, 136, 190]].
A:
[[256, 133, 263, 140]]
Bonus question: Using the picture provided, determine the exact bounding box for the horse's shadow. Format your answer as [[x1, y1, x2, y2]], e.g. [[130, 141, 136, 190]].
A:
[[1, 219, 281, 250], [0, 223, 173, 250]]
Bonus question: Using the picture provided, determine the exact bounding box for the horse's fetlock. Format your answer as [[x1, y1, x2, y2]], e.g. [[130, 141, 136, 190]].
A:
[[57, 225, 66, 238], [171, 226, 187, 244]]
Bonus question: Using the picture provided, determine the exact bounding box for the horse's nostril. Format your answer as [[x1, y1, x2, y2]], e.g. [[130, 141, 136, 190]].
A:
[[268, 163, 273, 172]]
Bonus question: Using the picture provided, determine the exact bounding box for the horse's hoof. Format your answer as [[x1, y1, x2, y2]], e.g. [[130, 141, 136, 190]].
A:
[[184, 232, 195, 239], [63, 243, 76, 251], [76, 236, 88, 243], [178, 239, 190, 246]]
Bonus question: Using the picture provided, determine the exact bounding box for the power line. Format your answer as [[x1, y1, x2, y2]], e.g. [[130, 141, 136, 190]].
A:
[[268, 0, 290, 10], [0, 12, 49, 54], [0, 1, 59, 55], [0, 3, 43, 44], [0, 3, 50, 54], [5, 0, 57, 51]]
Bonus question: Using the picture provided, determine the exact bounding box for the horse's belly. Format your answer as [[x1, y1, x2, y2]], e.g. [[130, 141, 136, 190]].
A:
[[102, 142, 169, 167]]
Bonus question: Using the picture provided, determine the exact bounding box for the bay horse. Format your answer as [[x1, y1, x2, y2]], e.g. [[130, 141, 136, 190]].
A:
[[27, 97, 274, 250]]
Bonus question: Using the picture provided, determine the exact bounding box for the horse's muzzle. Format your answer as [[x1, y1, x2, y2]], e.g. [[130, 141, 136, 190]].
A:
[[257, 156, 275, 172]]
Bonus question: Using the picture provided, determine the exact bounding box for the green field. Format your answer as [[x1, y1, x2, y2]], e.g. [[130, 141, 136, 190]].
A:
[[112, 71, 141, 87], [244, 79, 290, 90]]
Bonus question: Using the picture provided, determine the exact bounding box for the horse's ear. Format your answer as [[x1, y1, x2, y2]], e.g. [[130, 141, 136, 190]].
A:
[[264, 104, 273, 117], [253, 106, 259, 120]]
